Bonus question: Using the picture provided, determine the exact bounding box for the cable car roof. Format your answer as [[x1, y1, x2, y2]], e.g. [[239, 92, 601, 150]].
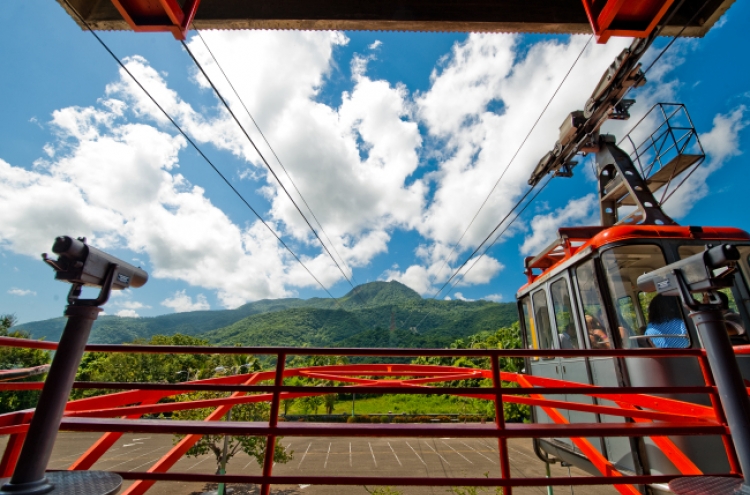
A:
[[58, 0, 734, 38], [518, 225, 750, 295]]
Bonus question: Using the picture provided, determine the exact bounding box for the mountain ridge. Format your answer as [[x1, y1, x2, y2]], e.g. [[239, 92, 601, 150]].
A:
[[17, 280, 518, 348]]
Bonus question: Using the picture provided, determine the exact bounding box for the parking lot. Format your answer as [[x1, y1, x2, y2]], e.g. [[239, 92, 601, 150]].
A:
[[3, 432, 617, 494]]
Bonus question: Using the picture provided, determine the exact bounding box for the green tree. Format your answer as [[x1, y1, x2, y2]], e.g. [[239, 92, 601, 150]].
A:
[[73, 334, 235, 399], [0, 314, 51, 413], [172, 391, 292, 472], [73, 333, 292, 475], [412, 323, 530, 422], [287, 354, 347, 416]]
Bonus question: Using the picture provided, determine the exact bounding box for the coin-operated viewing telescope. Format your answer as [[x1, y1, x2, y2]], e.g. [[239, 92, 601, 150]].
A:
[[42, 236, 148, 304], [0, 237, 149, 495]]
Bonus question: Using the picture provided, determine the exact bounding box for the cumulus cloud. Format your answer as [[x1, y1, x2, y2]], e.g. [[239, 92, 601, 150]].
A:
[[520, 194, 599, 256], [162, 290, 210, 313], [116, 309, 140, 318], [484, 293, 503, 302], [116, 300, 151, 311], [182, 31, 426, 279], [453, 292, 474, 301], [0, 30, 711, 309], [414, 35, 629, 249], [0, 98, 300, 307], [7, 288, 36, 297], [663, 106, 748, 218]]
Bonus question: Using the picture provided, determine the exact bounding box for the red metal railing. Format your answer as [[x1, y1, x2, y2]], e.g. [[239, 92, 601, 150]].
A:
[[0, 336, 745, 495]]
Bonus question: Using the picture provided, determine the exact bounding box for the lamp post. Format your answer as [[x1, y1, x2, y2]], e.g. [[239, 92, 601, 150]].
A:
[[213, 363, 252, 495]]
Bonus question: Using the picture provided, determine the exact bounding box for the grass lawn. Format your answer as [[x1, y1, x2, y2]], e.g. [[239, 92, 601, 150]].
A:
[[285, 394, 492, 416]]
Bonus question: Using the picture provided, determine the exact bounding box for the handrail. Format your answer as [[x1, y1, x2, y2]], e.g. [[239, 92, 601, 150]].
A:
[[0, 337, 745, 495]]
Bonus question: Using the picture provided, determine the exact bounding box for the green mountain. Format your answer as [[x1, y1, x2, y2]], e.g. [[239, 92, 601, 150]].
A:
[[17, 280, 519, 348], [17, 297, 315, 343], [339, 281, 422, 308], [204, 308, 368, 347]]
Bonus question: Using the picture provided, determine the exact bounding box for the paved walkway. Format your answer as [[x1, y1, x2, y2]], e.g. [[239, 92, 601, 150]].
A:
[[1, 432, 618, 495]]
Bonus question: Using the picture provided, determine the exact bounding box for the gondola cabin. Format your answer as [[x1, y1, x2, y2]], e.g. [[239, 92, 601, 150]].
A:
[[516, 103, 750, 483], [517, 225, 750, 477]]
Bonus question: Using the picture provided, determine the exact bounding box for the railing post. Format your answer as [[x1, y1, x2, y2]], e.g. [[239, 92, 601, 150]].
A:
[[491, 355, 512, 495], [697, 352, 741, 474], [260, 353, 286, 495], [690, 309, 750, 493]]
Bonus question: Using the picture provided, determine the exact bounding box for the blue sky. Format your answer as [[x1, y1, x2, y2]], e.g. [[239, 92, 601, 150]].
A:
[[1, 1, 748, 324]]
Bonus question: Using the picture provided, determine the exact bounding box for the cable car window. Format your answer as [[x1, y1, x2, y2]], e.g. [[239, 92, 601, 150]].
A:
[[679, 245, 739, 311], [614, 296, 639, 349], [550, 279, 579, 350], [618, 296, 638, 332], [737, 246, 750, 290], [601, 244, 691, 348], [520, 296, 539, 361], [531, 289, 554, 352], [576, 260, 611, 349]]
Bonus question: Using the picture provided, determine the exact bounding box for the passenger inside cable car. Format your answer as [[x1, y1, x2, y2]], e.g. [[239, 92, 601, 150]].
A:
[[644, 294, 689, 348], [584, 314, 610, 349]]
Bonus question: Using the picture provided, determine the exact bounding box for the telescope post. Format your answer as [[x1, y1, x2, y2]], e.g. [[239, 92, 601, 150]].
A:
[[0, 261, 125, 495]]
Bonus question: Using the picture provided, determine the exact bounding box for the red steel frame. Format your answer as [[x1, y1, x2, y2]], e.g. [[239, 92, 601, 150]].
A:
[[0, 336, 745, 495], [581, 0, 676, 43], [108, 0, 202, 40]]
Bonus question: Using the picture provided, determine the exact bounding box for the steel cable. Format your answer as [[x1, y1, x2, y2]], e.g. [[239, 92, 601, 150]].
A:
[[62, 0, 337, 300]]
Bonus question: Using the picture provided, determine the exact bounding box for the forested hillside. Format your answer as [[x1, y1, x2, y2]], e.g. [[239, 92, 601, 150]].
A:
[[18, 281, 519, 348]]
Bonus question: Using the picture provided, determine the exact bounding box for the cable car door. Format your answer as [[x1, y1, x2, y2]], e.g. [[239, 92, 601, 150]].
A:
[[526, 288, 561, 429], [575, 258, 635, 470], [550, 275, 598, 451]]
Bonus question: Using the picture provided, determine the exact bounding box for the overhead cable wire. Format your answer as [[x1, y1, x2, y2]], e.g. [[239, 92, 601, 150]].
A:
[[192, 31, 361, 291], [602, 0, 707, 129], [407, 1, 710, 330], [180, 39, 367, 305], [408, 177, 552, 330], [432, 34, 593, 283], [445, 177, 552, 299], [642, 0, 708, 77], [431, 180, 542, 301], [436, 0, 710, 305], [62, 0, 337, 300]]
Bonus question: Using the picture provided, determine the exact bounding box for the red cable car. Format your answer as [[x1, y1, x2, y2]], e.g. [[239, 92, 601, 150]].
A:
[[517, 96, 750, 486]]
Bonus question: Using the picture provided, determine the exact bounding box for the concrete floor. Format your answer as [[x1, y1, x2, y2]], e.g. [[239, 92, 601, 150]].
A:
[[2, 432, 619, 495]]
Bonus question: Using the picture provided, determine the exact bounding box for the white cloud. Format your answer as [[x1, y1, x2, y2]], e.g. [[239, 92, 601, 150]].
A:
[[161, 290, 211, 313], [663, 106, 747, 218], [453, 292, 474, 301], [8, 288, 36, 297], [0, 30, 709, 309], [402, 35, 630, 275], [116, 309, 140, 318], [116, 300, 150, 310], [181, 31, 425, 281], [520, 194, 599, 256], [368, 40, 383, 50], [383, 247, 504, 296], [484, 293, 503, 302], [382, 265, 434, 296]]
